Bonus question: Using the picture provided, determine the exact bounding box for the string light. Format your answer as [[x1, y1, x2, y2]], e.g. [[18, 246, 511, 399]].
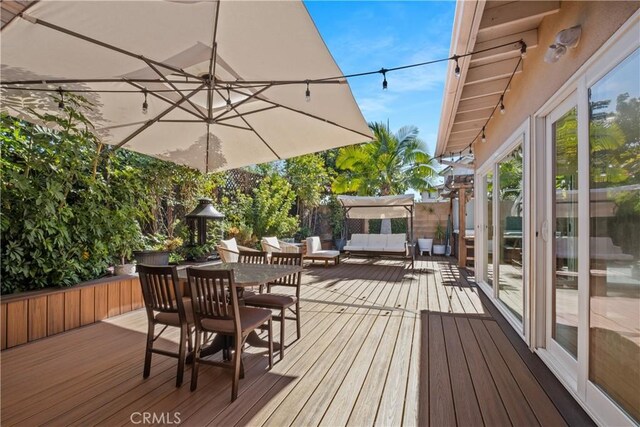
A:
[[305, 81, 311, 102], [141, 89, 148, 115], [57, 87, 64, 110], [499, 95, 505, 115], [481, 127, 486, 143], [453, 56, 460, 79], [381, 69, 388, 90], [520, 41, 527, 58]]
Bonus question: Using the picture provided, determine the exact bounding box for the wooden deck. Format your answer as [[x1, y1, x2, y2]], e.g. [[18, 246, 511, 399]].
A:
[[1, 257, 593, 426]]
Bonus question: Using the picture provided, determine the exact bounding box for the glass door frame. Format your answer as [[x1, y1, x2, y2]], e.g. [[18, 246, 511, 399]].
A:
[[532, 12, 639, 426], [543, 91, 580, 388], [475, 119, 531, 342]]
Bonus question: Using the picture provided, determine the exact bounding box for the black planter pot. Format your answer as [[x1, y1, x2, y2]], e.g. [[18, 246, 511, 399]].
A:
[[133, 250, 170, 267]]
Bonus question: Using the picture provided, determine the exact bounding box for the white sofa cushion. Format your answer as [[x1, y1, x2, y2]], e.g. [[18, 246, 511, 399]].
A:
[[368, 234, 388, 252], [349, 234, 368, 246], [386, 234, 406, 250]]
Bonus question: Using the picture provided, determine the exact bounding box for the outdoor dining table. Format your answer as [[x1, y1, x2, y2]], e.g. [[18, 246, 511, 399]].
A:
[[177, 262, 304, 359]]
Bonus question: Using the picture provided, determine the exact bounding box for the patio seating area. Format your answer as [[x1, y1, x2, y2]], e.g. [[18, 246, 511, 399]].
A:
[[1, 257, 592, 427]]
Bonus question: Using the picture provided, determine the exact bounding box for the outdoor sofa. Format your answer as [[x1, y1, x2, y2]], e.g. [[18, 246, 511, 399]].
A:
[[344, 233, 409, 256]]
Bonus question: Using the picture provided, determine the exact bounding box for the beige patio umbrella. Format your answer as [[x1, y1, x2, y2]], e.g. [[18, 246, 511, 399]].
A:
[[0, 1, 372, 172]]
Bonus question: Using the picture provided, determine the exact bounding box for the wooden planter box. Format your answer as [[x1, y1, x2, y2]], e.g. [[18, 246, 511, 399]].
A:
[[0, 275, 143, 351]]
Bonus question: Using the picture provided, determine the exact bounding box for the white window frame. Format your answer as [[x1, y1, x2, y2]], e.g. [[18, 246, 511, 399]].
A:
[[532, 10, 639, 426]]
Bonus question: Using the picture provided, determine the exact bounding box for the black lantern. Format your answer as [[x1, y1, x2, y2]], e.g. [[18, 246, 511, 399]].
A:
[[185, 198, 225, 247]]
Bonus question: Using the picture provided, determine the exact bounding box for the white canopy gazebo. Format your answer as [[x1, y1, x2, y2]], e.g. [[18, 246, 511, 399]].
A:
[[337, 195, 415, 267]]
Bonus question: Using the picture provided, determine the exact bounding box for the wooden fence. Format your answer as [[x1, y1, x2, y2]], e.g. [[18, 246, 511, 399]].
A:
[[1, 275, 143, 350]]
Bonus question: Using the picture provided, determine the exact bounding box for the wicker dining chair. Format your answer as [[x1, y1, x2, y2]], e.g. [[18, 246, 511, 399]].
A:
[[243, 252, 302, 360], [187, 268, 273, 401], [138, 265, 194, 387]]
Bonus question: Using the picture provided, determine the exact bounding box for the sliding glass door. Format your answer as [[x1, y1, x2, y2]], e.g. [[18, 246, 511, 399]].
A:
[[497, 145, 524, 322], [540, 43, 639, 424], [476, 128, 527, 335], [587, 49, 639, 423], [546, 93, 580, 374]]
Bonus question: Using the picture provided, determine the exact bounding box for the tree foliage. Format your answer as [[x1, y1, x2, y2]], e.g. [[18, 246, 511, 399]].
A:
[[0, 98, 223, 294], [332, 122, 436, 196], [239, 174, 299, 240], [0, 97, 139, 293]]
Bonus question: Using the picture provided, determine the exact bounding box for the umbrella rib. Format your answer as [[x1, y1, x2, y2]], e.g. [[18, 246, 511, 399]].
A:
[[210, 85, 271, 123], [229, 87, 372, 140], [143, 60, 207, 120], [125, 80, 205, 121], [110, 83, 205, 151], [216, 105, 278, 123], [19, 14, 202, 81], [214, 122, 252, 131], [0, 78, 202, 86], [235, 112, 281, 160]]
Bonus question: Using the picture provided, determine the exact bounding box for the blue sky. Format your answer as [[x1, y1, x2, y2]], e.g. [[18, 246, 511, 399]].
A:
[[305, 1, 456, 155]]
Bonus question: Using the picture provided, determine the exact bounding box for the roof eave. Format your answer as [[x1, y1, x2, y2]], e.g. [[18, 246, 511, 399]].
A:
[[435, 0, 486, 157]]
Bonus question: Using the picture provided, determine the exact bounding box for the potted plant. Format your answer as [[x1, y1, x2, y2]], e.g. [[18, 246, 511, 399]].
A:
[[111, 215, 143, 275], [180, 241, 214, 263], [432, 221, 446, 255], [328, 196, 346, 251], [134, 234, 182, 266]]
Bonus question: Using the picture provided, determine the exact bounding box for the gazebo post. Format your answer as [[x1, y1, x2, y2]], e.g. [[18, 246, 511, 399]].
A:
[[458, 189, 467, 268]]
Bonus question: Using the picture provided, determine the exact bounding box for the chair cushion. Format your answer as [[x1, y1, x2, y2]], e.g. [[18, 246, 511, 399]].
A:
[[308, 250, 339, 258], [200, 306, 271, 334], [344, 245, 364, 251], [220, 238, 239, 262], [306, 236, 322, 254], [244, 293, 296, 309], [368, 234, 388, 248], [387, 234, 406, 247], [262, 237, 280, 252], [155, 298, 194, 326], [349, 234, 368, 246]]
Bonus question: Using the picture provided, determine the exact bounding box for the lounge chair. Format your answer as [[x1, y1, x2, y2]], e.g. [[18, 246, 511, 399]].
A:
[[305, 236, 340, 266], [261, 236, 302, 256]]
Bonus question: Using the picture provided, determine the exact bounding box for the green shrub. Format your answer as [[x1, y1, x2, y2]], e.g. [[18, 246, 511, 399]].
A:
[[0, 98, 144, 293]]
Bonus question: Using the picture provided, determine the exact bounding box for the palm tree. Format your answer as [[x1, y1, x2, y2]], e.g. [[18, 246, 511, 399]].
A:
[[332, 122, 436, 196]]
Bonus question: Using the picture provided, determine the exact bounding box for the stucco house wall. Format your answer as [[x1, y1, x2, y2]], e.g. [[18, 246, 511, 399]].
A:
[[475, 1, 639, 166]]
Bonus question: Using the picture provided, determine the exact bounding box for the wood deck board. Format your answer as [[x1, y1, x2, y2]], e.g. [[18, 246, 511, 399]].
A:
[[0, 257, 592, 427], [255, 261, 401, 427], [205, 260, 396, 427]]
